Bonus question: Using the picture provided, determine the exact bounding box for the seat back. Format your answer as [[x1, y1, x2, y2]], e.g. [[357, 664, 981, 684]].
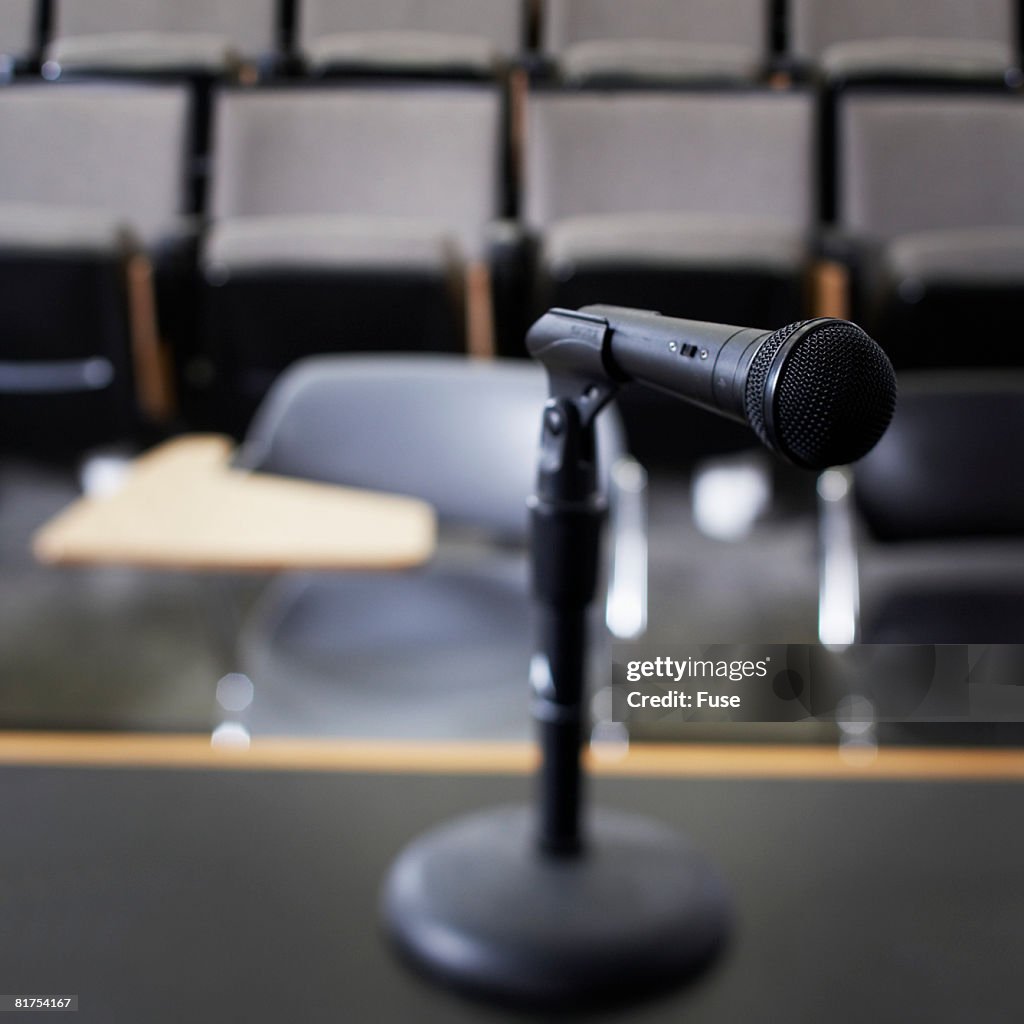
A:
[[51, 0, 277, 57], [209, 85, 502, 259], [542, 0, 768, 53], [0, 82, 190, 246], [0, 0, 37, 64], [298, 0, 525, 58], [523, 89, 814, 466], [788, 0, 1015, 63], [239, 354, 626, 542], [854, 373, 1024, 542], [523, 89, 814, 230], [837, 92, 1024, 240]]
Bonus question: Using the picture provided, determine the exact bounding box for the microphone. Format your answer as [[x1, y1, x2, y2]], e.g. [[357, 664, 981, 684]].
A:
[[526, 305, 897, 470]]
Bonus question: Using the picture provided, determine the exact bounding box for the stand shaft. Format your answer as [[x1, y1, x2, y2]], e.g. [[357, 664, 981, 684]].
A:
[[530, 398, 606, 855]]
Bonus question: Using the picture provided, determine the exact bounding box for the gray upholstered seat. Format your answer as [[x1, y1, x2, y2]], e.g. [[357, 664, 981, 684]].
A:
[[542, 213, 809, 277], [0, 83, 190, 452], [44, 0, 277, 76], [523, 87, 815, 462], [839, 93, 1024, 241], [234, 354, 643, 739], [0, 203, 127, 253], [788, 0, 1016, 79], [208, 86, 501, 262], [298, 0, 525, 76], [836, 91, 1024, 367], [540, 0, 769, 83], [211, 86, 503, 258], [0, 83, 190, 248], [202, 84, 504, 425], [885, 227, 1024, 285], [821, 38, 1013, 80], [525, 91, 814, 245], [204, 215, 462, 276], [45, 32, 243, 76], [0, 0, 37, 73]]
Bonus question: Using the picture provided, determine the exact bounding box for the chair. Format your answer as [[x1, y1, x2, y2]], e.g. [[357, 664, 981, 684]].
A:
[[0, 0, 38, 78], [818, 372, 1024, 647], [522, 86, 815, 462], [787, 0, 1018, 81], [0, 82, 191, 454], [296, 0, 525, 78], [233, 353, 646, 739], [44, 0, 279, 78], [201, 83, 505, 430], [833, 89, 1024, 368], [817, 371, 1024, 742], [540, 0, 771, 84]]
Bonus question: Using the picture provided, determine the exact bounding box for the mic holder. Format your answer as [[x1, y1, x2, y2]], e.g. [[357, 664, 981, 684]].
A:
[[381, 369, 731, 1009]]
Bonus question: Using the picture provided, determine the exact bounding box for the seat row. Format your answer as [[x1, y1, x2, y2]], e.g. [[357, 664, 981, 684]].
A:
[[2, 78, 1024, 460], [1, 0, 1022, 85]]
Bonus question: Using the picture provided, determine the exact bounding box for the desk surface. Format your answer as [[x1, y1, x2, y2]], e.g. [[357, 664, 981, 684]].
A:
[[1, 737, 1022, 1024], [31, 435, 436, 573]]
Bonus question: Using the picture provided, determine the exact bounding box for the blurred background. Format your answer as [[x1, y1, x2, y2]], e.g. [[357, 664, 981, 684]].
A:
[[1, 0, 1023, 749]]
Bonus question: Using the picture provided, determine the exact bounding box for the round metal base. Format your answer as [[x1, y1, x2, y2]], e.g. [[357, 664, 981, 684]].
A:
[[381, 805, 731, 1009]]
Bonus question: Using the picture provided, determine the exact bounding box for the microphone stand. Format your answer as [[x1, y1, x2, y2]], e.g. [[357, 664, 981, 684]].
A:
[[382, 372, 731, 1008], [530, 380, 610, 856]]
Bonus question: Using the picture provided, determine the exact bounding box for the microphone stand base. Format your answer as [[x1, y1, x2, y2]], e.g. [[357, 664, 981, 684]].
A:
[[381, 804, 731, 1010]]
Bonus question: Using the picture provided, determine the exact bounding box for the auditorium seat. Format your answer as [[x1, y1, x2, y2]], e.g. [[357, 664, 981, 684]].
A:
[[539, 0, 771, 84], [0, 82, 191, 454], [813, 370, 1024, 748], [43, 0, 279, 79], [817, 373, 1024, 741], [833, 89, 1024, 368], [521, 85, 815, 462], [0, 0, 37, 78], [296, 0, 526, 78], [201, 84, 505, 430], [787, 0, 1018, 81], [234, 354, 644, 739], [819, 372, 1024, 645]]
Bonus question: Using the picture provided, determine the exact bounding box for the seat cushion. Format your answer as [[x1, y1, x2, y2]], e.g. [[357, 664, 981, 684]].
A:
[[884, 226, 1024, 285], [204, 215, 463, 275], [542, 213, 808, 276], [822, 37, 1012, 79], [0, 202, 128, 253], [46, 31, 240, 74], [305, 30, 499, 74], [559, 39, 761, 83]]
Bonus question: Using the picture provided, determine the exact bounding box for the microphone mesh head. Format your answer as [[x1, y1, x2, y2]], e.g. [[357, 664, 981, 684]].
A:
[[745, 319, 897, 469]]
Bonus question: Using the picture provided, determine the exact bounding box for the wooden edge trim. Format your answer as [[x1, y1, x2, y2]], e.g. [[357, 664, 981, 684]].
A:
[[465, 260, 496, 359], [508, 64, 528, 194], [126, 251, 176, 423], [1, 734, 1023, 781], [812, 258, 852, 321]]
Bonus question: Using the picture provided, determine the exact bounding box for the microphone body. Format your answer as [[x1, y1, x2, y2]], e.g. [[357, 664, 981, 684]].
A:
[[526, 305, 897, 470]]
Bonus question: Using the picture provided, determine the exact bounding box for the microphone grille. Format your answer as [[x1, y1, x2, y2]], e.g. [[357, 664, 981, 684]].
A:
[[745, 319, 897, 469]]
